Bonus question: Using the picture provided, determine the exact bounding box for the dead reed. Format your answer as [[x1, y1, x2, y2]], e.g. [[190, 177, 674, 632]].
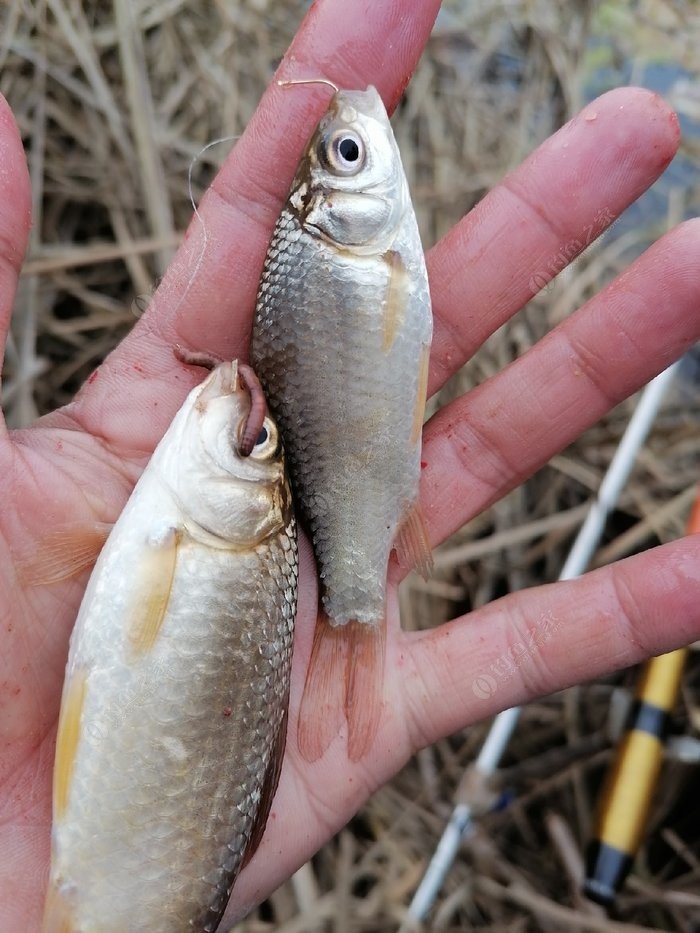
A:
[[2, 0, 699, 929]]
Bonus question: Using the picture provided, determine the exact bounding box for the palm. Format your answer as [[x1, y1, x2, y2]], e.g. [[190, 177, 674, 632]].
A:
[[3, 3, 700, 929]]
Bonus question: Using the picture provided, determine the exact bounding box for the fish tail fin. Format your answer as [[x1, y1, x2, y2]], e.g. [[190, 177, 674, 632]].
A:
[[297, 611, 386, 763], [345, 619, 386, 762], [297, 610, 347, 763]]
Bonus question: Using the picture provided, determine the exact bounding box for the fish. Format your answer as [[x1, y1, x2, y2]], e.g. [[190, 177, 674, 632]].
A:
[[41, 357, 298, 932], [250, 82, 432, 762]]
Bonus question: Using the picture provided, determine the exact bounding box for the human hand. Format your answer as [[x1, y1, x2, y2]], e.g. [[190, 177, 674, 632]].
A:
[[2, 1, 700, 928]]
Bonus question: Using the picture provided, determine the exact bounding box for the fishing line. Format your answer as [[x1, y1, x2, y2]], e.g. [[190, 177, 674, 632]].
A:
[[173, 79, 337, 325], [167, 134, 240, 320]]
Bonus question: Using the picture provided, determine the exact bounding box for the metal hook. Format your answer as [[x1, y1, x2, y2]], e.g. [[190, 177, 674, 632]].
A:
[[277, 77, 340, 94]]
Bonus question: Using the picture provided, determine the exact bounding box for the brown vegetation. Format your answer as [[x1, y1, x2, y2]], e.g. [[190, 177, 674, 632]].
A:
[[2, 1, 699, 929]]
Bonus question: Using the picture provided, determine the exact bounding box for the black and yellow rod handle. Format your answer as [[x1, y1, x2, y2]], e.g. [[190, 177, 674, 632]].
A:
[[583, 490, 700, 906]]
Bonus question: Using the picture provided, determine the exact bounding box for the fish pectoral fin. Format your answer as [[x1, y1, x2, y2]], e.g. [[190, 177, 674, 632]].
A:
[[394, 500, 433, 580], [126, 526, 180, 658], [297, 610, 348, 763], [241, 706, 289, 870], [345, 620, 386, 762], [17, 521, 113, 586]]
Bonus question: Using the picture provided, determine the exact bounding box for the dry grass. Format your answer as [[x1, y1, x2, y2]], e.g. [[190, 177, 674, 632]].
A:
[[2, 0, 700, 929]]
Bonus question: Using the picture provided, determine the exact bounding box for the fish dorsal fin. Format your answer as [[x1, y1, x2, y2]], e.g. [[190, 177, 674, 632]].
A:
[[394, 501, 433, 580], [126, 526, 180, 659], [241, 705, 289, 869], [17, 522, 113, 586]]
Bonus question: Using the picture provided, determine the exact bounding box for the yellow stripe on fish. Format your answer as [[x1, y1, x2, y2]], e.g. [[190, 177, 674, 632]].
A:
[[53, 670, 87, 821], [43, 361, 298, 930], [382, 250, 408, 352]]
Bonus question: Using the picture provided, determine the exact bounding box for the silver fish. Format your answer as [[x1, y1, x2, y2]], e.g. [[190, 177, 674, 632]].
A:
[[251, 84, 432, 760], [42, 360, 297, 932]]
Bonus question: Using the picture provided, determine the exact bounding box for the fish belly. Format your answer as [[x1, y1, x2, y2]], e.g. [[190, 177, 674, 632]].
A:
[[252, 210, 431, 626], [48, 500, 297, 930]]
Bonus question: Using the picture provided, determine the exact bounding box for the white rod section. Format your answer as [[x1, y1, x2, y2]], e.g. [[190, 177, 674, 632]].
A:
[[404, 363, 680, 925]]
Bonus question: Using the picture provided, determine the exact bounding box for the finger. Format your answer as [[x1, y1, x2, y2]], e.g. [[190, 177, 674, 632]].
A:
[[420, 219, 700, 549], [226, 534, 700, 920], [426, 86, 679, 394], [404, 535, 700, 750], [0, 94, 32, 414], [62, 0, 441, 455]]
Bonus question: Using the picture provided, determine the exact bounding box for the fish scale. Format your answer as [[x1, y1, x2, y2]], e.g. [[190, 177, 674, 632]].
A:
[[251, 85, 431, 760], [43, 362, 297, 931], [252, 89, 431, 630]]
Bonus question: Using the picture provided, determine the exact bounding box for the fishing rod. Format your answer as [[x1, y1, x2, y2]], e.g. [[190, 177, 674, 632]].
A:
[[583, 489, 699, 905], [404, 361, 681, 926]]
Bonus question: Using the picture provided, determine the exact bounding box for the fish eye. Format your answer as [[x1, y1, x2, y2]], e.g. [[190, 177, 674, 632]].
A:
[[320, 129, 366, 176], [337, 136, 360, 163], [248, 417, 279, 461]]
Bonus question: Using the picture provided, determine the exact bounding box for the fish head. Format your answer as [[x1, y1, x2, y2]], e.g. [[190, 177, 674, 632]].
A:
[[289, 86, 408, 253], [163, 361, 292, 547]]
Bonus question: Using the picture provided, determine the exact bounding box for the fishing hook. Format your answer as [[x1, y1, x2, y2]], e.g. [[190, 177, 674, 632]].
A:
[[173, 346, 267, 458], [277, 77, 340, 94]]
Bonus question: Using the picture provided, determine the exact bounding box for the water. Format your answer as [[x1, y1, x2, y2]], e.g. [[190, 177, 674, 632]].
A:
[[586, 54, 700, 240]]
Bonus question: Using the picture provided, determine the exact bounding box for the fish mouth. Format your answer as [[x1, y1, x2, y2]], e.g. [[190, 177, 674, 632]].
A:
[[196, 359, 239, 398], [184, 356, 269, 457], [330, 86, 385, 122], [228, 359, 241, 395], [174, 346, 244, 399]]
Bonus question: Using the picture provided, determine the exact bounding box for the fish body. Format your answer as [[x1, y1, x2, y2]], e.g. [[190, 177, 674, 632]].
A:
[[43, 362, 297, 931], [251, 86, 432, 758]]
